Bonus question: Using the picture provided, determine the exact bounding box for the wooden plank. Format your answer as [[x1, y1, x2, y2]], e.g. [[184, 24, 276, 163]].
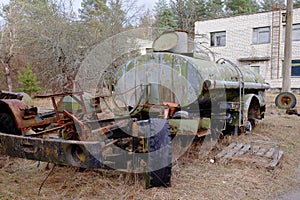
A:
[[236, 144, 251, 156], [215, 142, 237, 159], [251, 145, 260, 154], [256, 148, 267, 157], [264, 148, 276, 158], [251, 140, 277, 146], [268, 150, 284, 169], [224, 143, 244, 159]]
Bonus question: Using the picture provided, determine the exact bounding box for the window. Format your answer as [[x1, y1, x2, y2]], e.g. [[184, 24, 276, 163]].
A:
[[251, 66, 260, 74], [283, 60, 300, 77], [292, 60, 300, 77], [282, 24, 300, 41], [210, 31, 226, 47], [253, 27, 270, 44]]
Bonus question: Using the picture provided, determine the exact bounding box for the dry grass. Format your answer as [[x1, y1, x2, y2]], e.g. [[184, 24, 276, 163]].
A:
[[0, 93, 300, 199]]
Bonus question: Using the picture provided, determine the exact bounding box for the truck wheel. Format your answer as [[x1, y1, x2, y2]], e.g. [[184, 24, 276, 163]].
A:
[[146, 118, 172, 189], [275, 92, 297, 109], [0, 113, 21, 135]]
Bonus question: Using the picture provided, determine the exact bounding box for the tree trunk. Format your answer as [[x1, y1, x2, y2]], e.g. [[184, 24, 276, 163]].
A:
[[0, 59, 13, 92]]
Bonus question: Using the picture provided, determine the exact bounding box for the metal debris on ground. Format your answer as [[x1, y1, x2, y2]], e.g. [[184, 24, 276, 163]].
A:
[[215, 140, 283, 169], [286, 109, 300, 116]]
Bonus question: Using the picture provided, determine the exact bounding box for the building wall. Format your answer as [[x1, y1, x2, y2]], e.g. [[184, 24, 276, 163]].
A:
[[195, 8, 300, 89]]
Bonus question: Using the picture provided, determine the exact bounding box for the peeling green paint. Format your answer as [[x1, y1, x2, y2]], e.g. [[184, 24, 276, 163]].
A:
[[115, 52, 268, 110]]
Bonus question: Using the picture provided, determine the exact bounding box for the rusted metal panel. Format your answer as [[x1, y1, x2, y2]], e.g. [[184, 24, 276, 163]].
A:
[[0, 99, 57, 130], [0, 132, 103, 168], [0, 90, 23, 100]]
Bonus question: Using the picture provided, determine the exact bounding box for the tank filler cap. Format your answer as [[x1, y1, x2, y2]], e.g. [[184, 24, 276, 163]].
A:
[[152, 32, 179, 52]]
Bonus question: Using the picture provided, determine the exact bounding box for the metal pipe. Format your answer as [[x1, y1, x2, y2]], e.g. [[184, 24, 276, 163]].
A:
[[205, 80, 270, 90]]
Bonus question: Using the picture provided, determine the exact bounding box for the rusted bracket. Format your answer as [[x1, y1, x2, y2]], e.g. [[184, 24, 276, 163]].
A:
[[35, 92, 87, 120], [63, 110, 86, 139], [25, 121, 74, 137]]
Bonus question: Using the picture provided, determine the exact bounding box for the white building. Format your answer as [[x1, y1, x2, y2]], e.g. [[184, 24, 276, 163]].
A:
[[194, 8, 300, 90]]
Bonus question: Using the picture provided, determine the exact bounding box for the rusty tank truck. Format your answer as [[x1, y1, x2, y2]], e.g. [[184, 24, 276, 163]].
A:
[[0, 31, 269, 188]]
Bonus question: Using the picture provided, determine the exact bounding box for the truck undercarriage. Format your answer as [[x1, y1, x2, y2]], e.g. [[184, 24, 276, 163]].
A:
[[0, 90, 174, 188]]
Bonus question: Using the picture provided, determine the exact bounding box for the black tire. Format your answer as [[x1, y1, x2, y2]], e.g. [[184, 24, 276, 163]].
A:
[[275, 92, 297, 109], [246, 99, 260, 133], [146, 118, 172, 189], [0, 112, 21, 135]]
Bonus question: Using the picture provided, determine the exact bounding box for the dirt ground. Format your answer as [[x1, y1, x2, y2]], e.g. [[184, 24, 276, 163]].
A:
[[0, 93, 300, 200]]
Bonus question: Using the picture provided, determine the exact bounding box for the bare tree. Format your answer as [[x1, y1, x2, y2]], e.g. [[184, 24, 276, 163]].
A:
[[0, 1, 26, 91], [0, 0, 145, 92], [0, 27, 14, 91], [0, 1, 99, 91]]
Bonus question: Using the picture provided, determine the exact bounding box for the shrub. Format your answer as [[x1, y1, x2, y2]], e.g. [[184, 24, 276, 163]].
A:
[[18, 65, 40, 95]]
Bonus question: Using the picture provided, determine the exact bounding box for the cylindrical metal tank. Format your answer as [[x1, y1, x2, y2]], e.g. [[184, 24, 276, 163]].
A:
[[114, 52, 269, 107]]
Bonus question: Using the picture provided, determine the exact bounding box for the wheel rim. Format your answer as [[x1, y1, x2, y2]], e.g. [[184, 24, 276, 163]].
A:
[[245, 121, 252, 134], [280, 96, 292, 106], [275, 92, 297, 109]]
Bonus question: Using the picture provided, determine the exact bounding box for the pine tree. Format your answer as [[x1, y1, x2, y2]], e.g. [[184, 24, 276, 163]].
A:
[[156, 8, 178, 33], [225, 0, 260, 15], [205, 0, 226, 18], [259, 0, 284, 11], [79, 0, 110, 32], [194, 0, 208, 20], [153, 0, 169, 17], [18, 66, 40, 95], [170, 0, 196, 32], [294, 0, 300, 7], [106, 0, 126, 34], [153, 0, 177, 33]]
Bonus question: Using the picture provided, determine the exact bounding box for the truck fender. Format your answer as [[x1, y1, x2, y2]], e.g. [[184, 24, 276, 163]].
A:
[[231, 94, 260, 124], [0, 99, 29, 129], [231, 94, 259, 112]]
